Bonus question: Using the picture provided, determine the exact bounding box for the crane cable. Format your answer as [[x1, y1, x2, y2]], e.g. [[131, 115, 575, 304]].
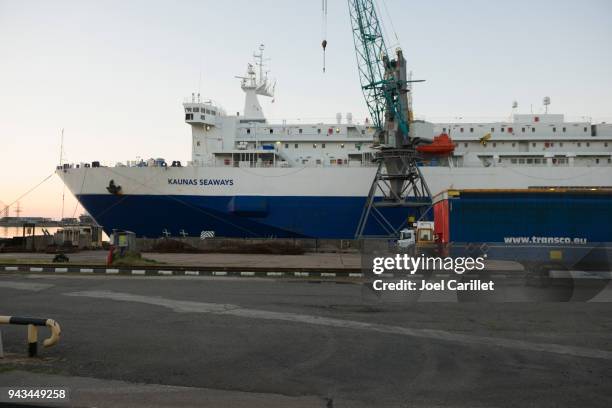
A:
[[321, 0, 327, 72]]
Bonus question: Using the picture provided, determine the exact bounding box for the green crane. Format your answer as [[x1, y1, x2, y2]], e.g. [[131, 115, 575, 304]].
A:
[[347, 0, 432, 238]]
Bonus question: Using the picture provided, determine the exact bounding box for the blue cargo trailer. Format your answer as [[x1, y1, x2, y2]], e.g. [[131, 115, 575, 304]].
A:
[[433, 189, 612, 244], [433, 189, 612, 266]]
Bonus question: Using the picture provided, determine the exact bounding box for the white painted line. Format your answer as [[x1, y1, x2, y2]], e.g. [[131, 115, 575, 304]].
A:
[[29, 267, 43, 272], [132, 270, 146, 275], [212, 271, 227, 276], [158, 270, 172, 276], [54, 267, 68, 273], [4, 266, 18, 271], [550, 270, 612, 279], [348, 273, 363, 278], [320, 272, 336, 277], [67, 290, 612, 361], [106, 268, 119, 274], [80, 268, 94, 273], [0, 281, 54, 291], [240, 271, 255, 277], [185, 271, 200, 276], [294, 272, 309, 277], [266, 272, 283, 277]]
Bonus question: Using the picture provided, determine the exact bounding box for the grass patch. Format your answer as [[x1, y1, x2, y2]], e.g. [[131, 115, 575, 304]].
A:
[[111, 251, 163, 266]]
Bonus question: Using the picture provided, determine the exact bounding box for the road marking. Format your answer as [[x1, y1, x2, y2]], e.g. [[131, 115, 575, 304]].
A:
[[30, 267, 43, 272], [80, 268, 94, 273], [212, 271, 227, 276], [348, 273, 363, 278], [66, 290, 612, 361], [240, 271, 255, 277], [293, 272, 309, 277], [185, 271, 199, 276], [267, 272, 283, 277], [320, 272, 336, 277], [132, 270, 146, 275], [4, 266, 19, 271], [549, 270, 612, 279], [106, 269, 119, 274], [55, 267, 68, 273], [0, 281, 54, 291], [158, 270, 172, 276]]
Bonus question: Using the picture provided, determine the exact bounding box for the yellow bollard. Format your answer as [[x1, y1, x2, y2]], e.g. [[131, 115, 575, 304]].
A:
[[27, 324, 38, 357]]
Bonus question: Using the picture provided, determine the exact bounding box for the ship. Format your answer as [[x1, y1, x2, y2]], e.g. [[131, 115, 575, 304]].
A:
[[57, 47, 612, 239]]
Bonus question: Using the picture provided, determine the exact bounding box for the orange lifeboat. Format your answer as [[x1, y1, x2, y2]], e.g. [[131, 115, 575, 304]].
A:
[[416, 133, 455, 155]]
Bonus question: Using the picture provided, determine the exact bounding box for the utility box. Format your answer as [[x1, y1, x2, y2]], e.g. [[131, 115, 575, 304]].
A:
[[111, 230, 137, 253]]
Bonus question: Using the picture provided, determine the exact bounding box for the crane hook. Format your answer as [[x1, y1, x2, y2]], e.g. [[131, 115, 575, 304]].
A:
[[322, 40, 327, 73]]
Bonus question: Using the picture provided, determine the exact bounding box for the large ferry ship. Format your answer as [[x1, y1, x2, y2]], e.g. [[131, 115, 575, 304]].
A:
[[57, 48, 612, 239]]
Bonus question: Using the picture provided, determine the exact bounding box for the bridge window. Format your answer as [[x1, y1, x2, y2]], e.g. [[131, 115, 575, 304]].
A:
[[521, 128, 525, 132], [322, 143, 326, 148], [562, 127, 566, 132], [284, 143, 289, 149], [532, 142, 536, 147], [317, 129, 321, 134], [269, 129, 274, 134], [247, 128, 251, 134], [532, 127, 536, 132], [313, 144, 317, 148], [460, 128, 464, 133], [299, 128, 303, 134], [294, 143, 298, 148], [470, 128, 473, 133], [185, 113, 193, 120], [553, 127, 556, 132], [578, 142, 582, 147], [584, 127, 588, 132], [491, 128, 494, 132], [193, 107, 199, 112], [586, 142, 590, 147], [464, 143, 468, 148]]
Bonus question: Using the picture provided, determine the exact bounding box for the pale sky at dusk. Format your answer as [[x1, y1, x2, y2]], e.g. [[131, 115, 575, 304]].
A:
[[1, 0, 611, 218]]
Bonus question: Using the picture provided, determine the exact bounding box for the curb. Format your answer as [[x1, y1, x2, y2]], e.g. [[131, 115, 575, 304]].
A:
[[0, 264, 361, 279]]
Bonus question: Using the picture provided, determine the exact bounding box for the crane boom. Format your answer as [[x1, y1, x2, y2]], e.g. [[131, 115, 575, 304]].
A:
[[348, 0, 432, 238], [348, 0, 410, 147]]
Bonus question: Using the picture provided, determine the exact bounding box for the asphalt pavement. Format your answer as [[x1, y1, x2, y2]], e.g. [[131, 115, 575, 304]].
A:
[[0, 273, 611, 407]]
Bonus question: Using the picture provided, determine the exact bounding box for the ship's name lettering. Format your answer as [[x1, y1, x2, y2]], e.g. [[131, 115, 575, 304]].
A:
[[167, 178, 234, 186]]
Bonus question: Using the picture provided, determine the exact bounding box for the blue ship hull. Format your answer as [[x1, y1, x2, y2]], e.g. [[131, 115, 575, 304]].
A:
[[78, 194, 426, 239]]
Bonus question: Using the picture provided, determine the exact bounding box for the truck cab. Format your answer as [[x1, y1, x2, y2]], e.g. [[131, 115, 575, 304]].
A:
[[397, 221, 436, 249]]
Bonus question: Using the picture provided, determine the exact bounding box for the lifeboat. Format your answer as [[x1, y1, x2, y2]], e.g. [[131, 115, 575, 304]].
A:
[[416, 133, 455, 155]]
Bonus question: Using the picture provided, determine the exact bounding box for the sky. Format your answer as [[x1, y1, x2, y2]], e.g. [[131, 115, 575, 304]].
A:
[[0, 0, 611, 218]]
